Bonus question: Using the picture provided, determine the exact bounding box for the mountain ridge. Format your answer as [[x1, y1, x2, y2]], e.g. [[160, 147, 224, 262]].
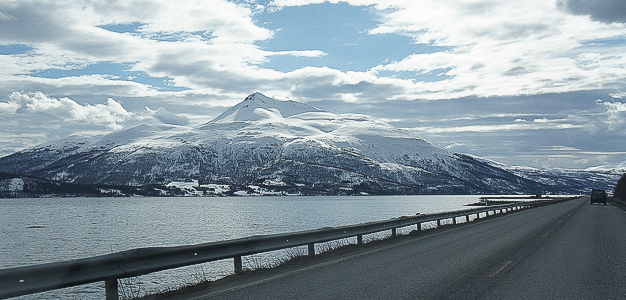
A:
[[0, 93, 619, 197], [209, 92, 324, 123]]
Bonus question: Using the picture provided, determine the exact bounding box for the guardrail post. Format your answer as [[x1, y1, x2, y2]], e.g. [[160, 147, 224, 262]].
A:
[[392, 228, 398, 237], [357, 234, 363, 245], [453, 217, 458, 225], [105, 279, 119, 300], [308, 243, 315, 257], [437, 219, 442, 227], [234, 256, 243, 274]]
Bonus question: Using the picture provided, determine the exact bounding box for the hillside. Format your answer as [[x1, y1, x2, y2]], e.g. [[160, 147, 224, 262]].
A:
[[0, 93, 611, 197]]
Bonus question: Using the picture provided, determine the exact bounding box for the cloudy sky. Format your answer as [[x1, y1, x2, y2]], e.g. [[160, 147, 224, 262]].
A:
[[1, 0, 626, 169]]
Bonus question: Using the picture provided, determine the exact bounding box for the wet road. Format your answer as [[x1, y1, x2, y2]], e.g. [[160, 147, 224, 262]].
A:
[[165, 197, 626, 300]]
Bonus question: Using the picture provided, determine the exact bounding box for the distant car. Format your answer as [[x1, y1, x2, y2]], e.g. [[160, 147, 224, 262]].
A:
[[590, 189, 607, 205]]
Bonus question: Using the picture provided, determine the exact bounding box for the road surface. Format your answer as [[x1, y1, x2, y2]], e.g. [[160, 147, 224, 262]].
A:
[[162, 197, 626, 299]]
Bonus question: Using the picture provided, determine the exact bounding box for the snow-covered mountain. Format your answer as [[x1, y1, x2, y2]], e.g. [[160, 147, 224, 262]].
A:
[[468, 155, 623, 194], [586, 161, 626, 172], [0, 92, 605, 196]]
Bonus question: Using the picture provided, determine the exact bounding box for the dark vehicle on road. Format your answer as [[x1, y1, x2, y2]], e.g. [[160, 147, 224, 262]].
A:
[[590, 189, 607, 205]]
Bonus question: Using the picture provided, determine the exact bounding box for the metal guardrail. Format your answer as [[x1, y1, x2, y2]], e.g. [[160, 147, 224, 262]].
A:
[[0, 197, 576, 300]]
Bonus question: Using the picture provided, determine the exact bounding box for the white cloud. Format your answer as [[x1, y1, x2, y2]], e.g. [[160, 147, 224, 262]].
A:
[[269, 0, 626, 100], [134, 1, 273, 43], [0, 99, 19, 113], [212, 3, 595, 107], [267, 50, 327, 57], [2, 0, 626, 104], [412, 118, 584, 134], [144, 107, 190, 126], [610, 92, 626, 99], [0, 0, 287, 99], [0, 11, 16, 21], [366, 0, 626, 98], [597, 99, 626, 132], [444, 142, 465, 150], [540, 146, 581, 152], [7, 91, 132, 129]]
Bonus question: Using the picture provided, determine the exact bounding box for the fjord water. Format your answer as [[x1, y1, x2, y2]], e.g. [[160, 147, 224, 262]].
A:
[[1, 195, 480, 299]]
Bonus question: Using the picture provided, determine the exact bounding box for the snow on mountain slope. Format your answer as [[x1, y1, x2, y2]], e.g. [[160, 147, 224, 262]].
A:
[[468, 154, 622, 193], [210, 92, 323, 123], [586, 161, 626, 172], [0, 93, 561, 195]]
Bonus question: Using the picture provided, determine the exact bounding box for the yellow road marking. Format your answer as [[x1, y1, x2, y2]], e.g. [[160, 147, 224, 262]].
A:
[[488, 260, 513, 278], [558, 220, 563, 223], [541, 232, 550, 238]]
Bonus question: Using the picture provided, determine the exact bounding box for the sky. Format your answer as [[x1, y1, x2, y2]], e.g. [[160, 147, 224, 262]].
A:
[[1, 0, 626, 169]]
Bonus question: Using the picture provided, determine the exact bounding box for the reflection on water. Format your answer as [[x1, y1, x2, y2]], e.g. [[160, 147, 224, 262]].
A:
[[1, 195, 480, 299]]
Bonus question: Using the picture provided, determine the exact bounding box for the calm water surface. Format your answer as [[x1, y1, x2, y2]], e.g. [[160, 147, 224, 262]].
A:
[[1, 195, 483, 299]]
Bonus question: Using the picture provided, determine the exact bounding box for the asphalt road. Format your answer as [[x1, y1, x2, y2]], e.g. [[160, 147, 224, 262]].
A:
[[164, 197, 626, 300]]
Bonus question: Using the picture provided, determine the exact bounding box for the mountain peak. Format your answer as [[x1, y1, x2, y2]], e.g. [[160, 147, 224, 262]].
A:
[[244, 92, 270, 102], [210, 92, 323, 123]]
